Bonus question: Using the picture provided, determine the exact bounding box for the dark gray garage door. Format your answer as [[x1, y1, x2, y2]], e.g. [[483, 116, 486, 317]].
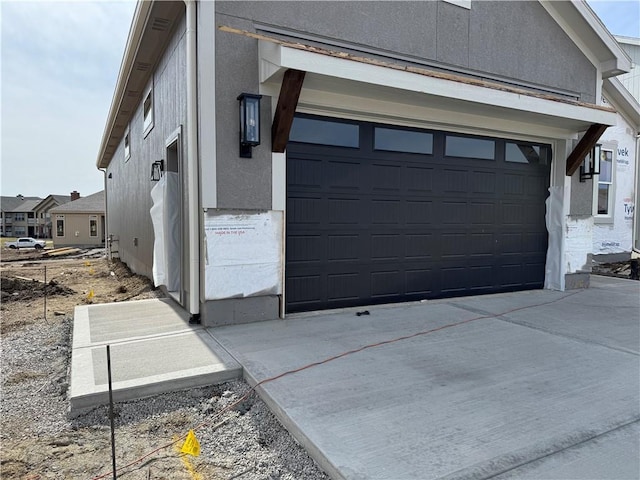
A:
[[286, 114, 551, 313]]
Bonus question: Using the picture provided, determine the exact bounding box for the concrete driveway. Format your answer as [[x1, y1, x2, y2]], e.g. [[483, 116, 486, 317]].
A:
[[211, 275, 640, 480]]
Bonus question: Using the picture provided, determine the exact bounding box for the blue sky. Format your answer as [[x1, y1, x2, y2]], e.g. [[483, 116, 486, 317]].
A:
[[0, 0, 639, 199]]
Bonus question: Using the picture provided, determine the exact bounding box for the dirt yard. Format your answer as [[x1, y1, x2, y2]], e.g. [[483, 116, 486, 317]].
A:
[[0, 248, 328, 480]]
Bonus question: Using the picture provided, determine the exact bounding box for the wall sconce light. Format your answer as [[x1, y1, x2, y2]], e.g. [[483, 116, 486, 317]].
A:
[[237, 93, 262, 158], [151, 159, 164, 181], [108, 173, 113, 179], [579, 144, 601, 182]]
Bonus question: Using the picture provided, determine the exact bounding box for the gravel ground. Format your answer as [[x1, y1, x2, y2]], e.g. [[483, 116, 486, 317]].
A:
[[1, 255, 329, 480]]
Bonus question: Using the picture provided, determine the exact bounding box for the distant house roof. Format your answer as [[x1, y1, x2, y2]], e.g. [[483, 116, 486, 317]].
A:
[[50, 191, 105, 213], [50, 194, 72, 205], [1, 196, 42, 212], [11, 199, 42, 213]]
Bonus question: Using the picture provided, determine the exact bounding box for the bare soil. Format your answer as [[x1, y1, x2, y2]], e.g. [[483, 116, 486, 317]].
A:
[[0, 248, 328, 480]]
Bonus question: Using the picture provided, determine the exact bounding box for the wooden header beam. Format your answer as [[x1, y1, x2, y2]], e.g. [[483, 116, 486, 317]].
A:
[[272, 69, 306, 153], [566, 124, 608, 176]]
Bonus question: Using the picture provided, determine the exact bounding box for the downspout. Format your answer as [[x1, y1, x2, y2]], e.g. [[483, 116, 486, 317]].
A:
[[184, 0, 200, 317], [99, 168, 110, 257]]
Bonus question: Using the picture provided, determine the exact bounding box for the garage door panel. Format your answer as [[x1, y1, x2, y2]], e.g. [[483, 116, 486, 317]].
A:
[[405, 268, 434, 295], [405, 201, 433, 224], [372, 199, 402, 224], [372, 163, 402, 192], [469, 202, 496, 224], [289, 157, 323, 188], [371, 270, 403, 298], [328, 234, 361, 261], [286, 274, 324, 307], [405, 166, 435, 193], [441, 201, 468, 224], [287, 234, 323, 263], [371, 234, 402, 260], [287, 196, 323, 225], [327, 160, 362, 191], [327, 273, 361, 301], [443, 169, 469, 193], [286, 115, 550, 313], [328, 198, 362, 224], [405, 233, 435, 259], [470, 171, 497, 194]]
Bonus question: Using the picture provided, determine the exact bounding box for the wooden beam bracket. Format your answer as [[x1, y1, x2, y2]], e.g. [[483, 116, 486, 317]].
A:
[[271, 69, 306, 153], [566, 124, 607, 177]]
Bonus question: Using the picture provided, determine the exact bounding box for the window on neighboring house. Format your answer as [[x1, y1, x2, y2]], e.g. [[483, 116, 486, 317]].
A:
[[90, 217, 98, 237], [14, 227, 25, 236], [56, 216, 65, 237], [143, 83, 154, 137], [594, 148, 615, 221], [15, 213, 25, 221], [124, 128, 131, 161]]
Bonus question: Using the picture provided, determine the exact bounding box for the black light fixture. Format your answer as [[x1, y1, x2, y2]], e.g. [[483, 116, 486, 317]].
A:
[[151, 159, 164, 181], [579, 144, 601, 182], [237, 93, 262, 158]]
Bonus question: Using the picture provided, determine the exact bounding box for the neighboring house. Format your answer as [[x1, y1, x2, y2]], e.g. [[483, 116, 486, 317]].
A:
[[34, 193, 74, 238], [49, 191, 106, 248], [0, 195, 41, 237], [97, 0, 631, 325], [592, 77, 640, 259], [9, 199, 43, 238]]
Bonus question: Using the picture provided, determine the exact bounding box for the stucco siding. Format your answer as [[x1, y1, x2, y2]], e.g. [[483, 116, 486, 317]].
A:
[[53, 213, 104, 248], [468, 1, 596, 102], [214, 13, 272, 209], [105, 13, 188, 278], [215, 0, 597, 101]]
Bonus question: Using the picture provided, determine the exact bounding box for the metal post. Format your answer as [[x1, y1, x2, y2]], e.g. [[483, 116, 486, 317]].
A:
[[107, 345, 117, 479], [43, 266, 47, 321]]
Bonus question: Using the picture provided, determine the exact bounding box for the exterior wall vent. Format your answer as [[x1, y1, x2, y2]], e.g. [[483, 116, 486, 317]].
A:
[[135, 62, 152, 72], [151, 17, 171, 32]]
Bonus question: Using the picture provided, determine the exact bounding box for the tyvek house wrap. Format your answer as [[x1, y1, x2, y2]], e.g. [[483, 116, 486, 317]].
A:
[[204, 212, 283, 300], [545, 186, 563, 291], [150, 172, 180, 291]]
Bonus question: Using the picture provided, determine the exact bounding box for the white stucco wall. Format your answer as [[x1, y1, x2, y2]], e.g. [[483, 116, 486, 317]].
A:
[[593, 108, 636, 255]]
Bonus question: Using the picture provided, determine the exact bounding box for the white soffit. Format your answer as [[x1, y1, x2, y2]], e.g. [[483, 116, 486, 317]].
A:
[[260, 41, 617, 134]]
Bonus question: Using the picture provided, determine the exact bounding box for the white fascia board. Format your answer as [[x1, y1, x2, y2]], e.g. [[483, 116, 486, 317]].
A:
[[262, 42, 617, 129], [603, 78, 640, 130]]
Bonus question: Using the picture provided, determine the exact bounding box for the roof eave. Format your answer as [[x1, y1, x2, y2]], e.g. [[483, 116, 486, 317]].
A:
[[96, 0, 153, 170]]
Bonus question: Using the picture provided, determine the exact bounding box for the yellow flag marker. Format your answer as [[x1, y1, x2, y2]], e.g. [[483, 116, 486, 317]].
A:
[[87, 289, 95, 300], [181, 430, 200, 457], [84, 261, 91, 267]]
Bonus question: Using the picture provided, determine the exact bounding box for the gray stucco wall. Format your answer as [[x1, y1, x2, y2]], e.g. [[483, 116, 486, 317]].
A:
[[214, 14, 273, 209], [106, 13, 188, 279], [216, 0, 597, 102]]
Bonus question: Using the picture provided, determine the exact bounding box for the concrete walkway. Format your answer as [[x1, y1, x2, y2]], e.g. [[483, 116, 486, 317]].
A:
[[212, 276, 640, 480], [69, 298, 241, 412]]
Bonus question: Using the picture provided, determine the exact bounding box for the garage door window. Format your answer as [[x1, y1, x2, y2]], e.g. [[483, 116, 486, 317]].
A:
[[374, 127, 433, 154], [445, 135, 495, 160], [505, 142, 550, 165], [290, 117, 359, 147]]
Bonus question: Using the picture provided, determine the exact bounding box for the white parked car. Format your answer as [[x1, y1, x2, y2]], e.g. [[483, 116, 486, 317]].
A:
[[6, 237, 46, 250]]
